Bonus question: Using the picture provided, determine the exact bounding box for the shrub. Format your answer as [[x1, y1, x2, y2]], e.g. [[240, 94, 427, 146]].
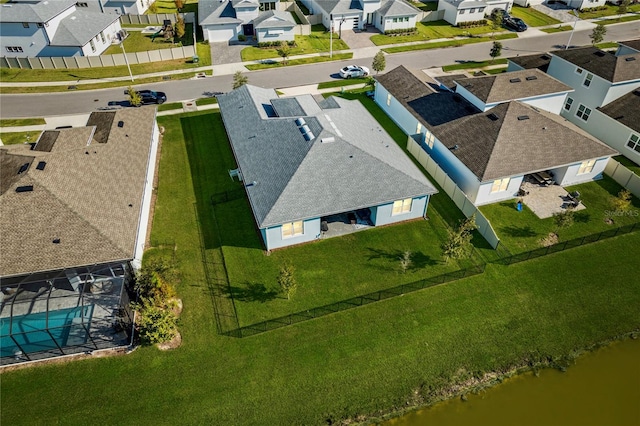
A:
[[610, 189, 632, 211], [238, 34, 246, 41], [383, 27, 417, 35], [458, 19, 488, 28], [134, 303, 178, 344]]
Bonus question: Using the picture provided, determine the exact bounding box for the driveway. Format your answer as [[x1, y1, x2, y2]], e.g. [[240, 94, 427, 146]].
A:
[[532, 2, 580, 23], [339, 28, 379, 49], [210, 42, 248, 65]]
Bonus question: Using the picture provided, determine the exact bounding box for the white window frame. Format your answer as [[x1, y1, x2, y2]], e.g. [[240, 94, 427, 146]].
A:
[[459, 9, 465, 14], [281, 221, 304, 238], [626, 133, 640, 153], [416, 122, 422, 134], [386, 93, 391, 106], [392, 198, 413, 215], [100, 31, 105, 43], [576, 104, 591, 122], [575, 67, 583, 75], [90, 39, 96, 52], [425, 130, 435, 149], [583, 72, 593, 88], [490, 178, 510, 193], [578, 159, 596, 175], [564, 97, 573, 111]]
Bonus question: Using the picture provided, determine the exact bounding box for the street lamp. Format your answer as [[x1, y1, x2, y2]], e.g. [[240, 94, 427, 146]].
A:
[[120, 41, 134, 82], [565, 9, 580, 50], [329, 14, 333, 59], [338, 16, 346, 39]]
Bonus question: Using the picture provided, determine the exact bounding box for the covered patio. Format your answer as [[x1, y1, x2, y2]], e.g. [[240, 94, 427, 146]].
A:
[[519, 178, 586, 219], [320, 209, 374, 239]]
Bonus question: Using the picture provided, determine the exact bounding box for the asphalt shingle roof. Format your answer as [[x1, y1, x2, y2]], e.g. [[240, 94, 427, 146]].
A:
[[0, 108, 157, 278], [0, 0, 76, 23], [551, 47, 640, 83], [253, 10, 296, 28], [199, 0, 242, 25], [216, 85, 437, 228], [377, 0, 420, 17], [619, 39, 640, 53], [508, 53, 553, 72], [51, 10, 119, 46], [597, 89, 640, 133]]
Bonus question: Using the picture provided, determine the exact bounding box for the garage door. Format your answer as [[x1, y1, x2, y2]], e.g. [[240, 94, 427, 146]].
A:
[[206, 26, 237, 42]]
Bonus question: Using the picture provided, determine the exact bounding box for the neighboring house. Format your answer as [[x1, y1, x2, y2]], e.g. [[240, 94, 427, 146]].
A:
[[0, 0, 122, 57], [216, 85, 438, 251], [616, 38, 640, 56], [560, 0, 607, 10], [0, 107, 160, 365], [74, 0, 153, 15], [300, 0, 420, 33], [374, 66, 616, 206], [199, 0, 294, 42], [438, 0, 512, 26]]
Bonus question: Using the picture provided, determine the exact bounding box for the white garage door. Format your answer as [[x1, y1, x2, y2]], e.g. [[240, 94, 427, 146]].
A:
[[206, 26, 237, 42]]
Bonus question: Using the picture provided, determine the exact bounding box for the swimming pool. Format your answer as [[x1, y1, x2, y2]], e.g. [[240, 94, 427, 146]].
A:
[[1, 305, 94, 358]]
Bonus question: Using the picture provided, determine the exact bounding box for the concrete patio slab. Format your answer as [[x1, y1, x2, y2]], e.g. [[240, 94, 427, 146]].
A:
[[520, 180, 586, 219]]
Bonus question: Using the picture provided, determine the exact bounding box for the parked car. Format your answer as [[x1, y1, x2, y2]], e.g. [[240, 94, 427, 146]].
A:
[[124, 89, 167, 105], [490, 8, 510, 21], [339, 65, 369, 79], [505, 17, 528, 32]]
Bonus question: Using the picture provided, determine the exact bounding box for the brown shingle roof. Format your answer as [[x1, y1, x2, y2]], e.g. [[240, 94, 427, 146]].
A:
[[619, 39, 640, 53], [0, 107, 157, 277], [597, 89, 640, 133], [508, 53, 553, 72], [551, 47, 640, 83], [454, 69, 572, 104]]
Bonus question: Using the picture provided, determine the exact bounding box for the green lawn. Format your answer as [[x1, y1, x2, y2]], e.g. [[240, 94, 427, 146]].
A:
[[0, 130, 41, 145], [244, 53, 352, 70], [598, 15, 640, 25], [509, 5, 561, 26], [317, 77, 371, 89], [0, 118, 45, 127], [412, 0, 438, 11], [2, 102, 640, 425], [241, 26, 349, 61], [578, 3, 640, 19], [614, 155, 640, 175], [382, 33, 518, 54], [480, 176, 640, 254], [371, 20, 502, 46], [195, 97, 219, 106], [541, 25, 572, 33], [149, 0, 198, 14], [103, 24, 194, 55]]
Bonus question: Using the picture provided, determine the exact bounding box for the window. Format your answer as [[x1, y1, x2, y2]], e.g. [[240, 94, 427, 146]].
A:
[[392, 18, 398, 23], [380, 16, 383, 25], [282, 221, 303, 238], [37, 23, 44, 28], [490, 178, 510, 193], [470, 8, 476, 12], [22, 22, 29, 28], [459, 9, 465, 14], [479, 7, 485, 12], [564, 97, 573, 111], [583, 72, 593, 88], [76, 2, 88, 7], [90, 39, 96, 52], [5, 46, 23, 53], [425, 131, 435, 148], [100, 31, 105, 43], [260, 2, 276, 11], [578, 159, 595, 175], [404, 17, 409, 21], [386, 93, 391, 106], [576, 67, 583, 74], [416, 122, 422, 134], [576, 104, 591, 121], [626, 134, 640, 153], [392, 198, 413, 215]]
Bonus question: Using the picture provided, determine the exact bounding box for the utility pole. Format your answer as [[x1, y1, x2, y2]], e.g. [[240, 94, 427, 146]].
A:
[[121, 42, 134, 82], [329, 14, 333, 59], [566, 9, 580, 50]]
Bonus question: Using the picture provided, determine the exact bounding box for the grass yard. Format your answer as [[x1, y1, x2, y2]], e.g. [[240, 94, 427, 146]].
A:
[[0, 118, 45, 127], [0, 130, 41, 145], [411, 0, 439, 11], [149, 0, 198, 14], [382, 33, 518, 54], [195, 97, 219, 106], [484, 67, 507, 74], [103, 24, 194, 55], [371, 20, 502, 46], [541, 25, 573, 33], [597, 15, 640, 25], [317, 77, 371, 89], [241, 26, 349, 61], [614, 155, 640, 175], [480, 176, 640, 253], [578, 3, 640, 19], [2, 111, 639, 424], [509, 5, 561, 26], [244, 53, 353, 70]]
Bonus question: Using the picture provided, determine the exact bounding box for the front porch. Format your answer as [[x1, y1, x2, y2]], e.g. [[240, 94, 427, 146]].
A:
[[320, 209, 374, 239], [519, 178, 586, 219]]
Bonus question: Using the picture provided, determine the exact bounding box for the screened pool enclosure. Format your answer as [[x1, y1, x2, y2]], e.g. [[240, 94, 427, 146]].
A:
[[1, 261, 135, 366]]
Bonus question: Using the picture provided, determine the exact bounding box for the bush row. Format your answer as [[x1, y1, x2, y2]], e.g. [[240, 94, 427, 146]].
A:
[[383, 27, 418, 35], [457, 19, 488, 28], [257, 40, 297, 48], [579, 5, 608, 11]]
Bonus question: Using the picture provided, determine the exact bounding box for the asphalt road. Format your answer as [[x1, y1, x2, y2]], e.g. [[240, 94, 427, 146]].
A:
[[1, 23, 638, 118]]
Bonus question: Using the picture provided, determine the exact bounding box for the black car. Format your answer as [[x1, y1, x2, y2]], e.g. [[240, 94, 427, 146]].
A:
[[490, 8, 510, 21], [124, 89, 167, 105], [504, 17, 528, 32]]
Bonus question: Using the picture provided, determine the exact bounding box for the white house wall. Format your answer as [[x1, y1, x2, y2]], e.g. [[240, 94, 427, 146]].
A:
[[256, 27, 295, 42], [602, 81, 640, 106], [263, 218, 321, 250], [571, 108, 638, 163], [0, 23, 49, 57], [550, 157, 608, 186], [236, 6, 260, 23], [474, 176, 523, 206], [378, 15, 417, 32], [548, 56, 617, 109]]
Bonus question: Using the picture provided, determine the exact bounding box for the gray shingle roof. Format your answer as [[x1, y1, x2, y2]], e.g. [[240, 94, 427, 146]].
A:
[[199, 0, 242, 25], [454, 69, 573, 104], [51, 10, 120, 47], [377, 0, 420, 17], [253, 10, 296, 28], [308, 0, 362, 15], [508, 53, 553, 72], [0, 0, 76, 23], [377, 66, 617, 182], [440, 0, 487, 8], [597, 89, 640, 133], [0, 108, 157, 277], [619, 39, 640, 53], [551, 47, 640, 83], [216, 85, 437, 228]]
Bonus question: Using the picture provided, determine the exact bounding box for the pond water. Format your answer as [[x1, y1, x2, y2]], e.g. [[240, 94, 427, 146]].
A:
[[383, 338, 640, 426]]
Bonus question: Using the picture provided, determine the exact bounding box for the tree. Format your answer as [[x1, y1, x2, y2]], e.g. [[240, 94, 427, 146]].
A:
[[589, 24, 607, 45], [232, 71, 248, 89], [490, 14, 503, 38], [148, 1, 158, 14], [174, 0, 185, 11], [277, 264, 297, 300], [174, 15, 185, 41], [617, 0, 631, 15], [372, 50, 386, 74], [276, 41, 290, 66], [442, 215, 477, 263], [490, 41, 502, 63], [127, 86, 142, 107], [134, 303, 178, 344], [610, 189, 632, 211], [399, 250, 412, 274], [553, 208, 575, 233]]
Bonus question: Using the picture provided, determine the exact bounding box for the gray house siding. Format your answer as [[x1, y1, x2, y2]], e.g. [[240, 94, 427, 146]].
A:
[[263, 217, 321, 250], [0, 23, 49, 57]]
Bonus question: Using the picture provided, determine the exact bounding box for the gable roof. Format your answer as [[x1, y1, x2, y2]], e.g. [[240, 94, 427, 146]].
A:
[[377, 0, 420, 17], [454, 69, 572, 104], [0, 108, 157, 278], [597, 89, 640, 133], [508, 53, 553, 72], [253, 10, 296, 28], [199, 0, 242, 25], [216, 85, 437, 228], [440, 0, 487, 9], [0, 0, 76, 23], [619, 39, 640, 53], [376, 66, 617, 181], [51, 10, 120, 46], [306, 0, 363, 15], [551, 47, 640, 83]]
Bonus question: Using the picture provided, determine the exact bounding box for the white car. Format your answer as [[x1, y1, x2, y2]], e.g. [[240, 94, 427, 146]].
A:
[[339, 65, 370, 79]]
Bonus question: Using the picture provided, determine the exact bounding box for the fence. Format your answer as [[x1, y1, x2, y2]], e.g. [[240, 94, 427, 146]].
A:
[[211, 188, 246, 205], [418, 9, 445, 23], [406, 136, 501, 249], [498, 222, 639, 265], [229, 263, 485, 337], [605, 158, 640, 198], [119, 12, 195, 25], [283, 1, 312, 35]]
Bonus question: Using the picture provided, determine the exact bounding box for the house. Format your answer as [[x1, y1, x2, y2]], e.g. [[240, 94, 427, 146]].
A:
[[216, 85, 438, 251], [0, 107, 160, 365], [300, 0, 420, 33], [71, 0, 152, 15], [199, 0, 295, 43], [617, 39, 640, 56], [374, 66, 616, 206], [438, 0, 512, 26], [0, 0, 122, 57], [559, 0, 607, 10]]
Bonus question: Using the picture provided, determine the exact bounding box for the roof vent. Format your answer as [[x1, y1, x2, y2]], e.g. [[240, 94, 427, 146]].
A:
[[526, 76, 538, 81], [449, 144, 459, 151], [52, 238, 60, 244], [303, 131, 315, 141], [541, 54, 551, 60], [625, 57, 636, 62], [517, 115, 530, 120], [117, 121, 124, 128], [16, 185, 33, 193], [595, 51, 606, 57], [321, 136, 335, 143], [487, 113, 499, 121], [18, 163, 29, 174], [36, 161, 46, 170], [509, 78, 521, 83]]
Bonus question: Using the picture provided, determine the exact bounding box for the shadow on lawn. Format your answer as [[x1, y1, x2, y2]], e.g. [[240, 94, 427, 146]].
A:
[[366, 248, 440, 270], [225, 282, 279, 303], [500, 225, 539, 238]]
